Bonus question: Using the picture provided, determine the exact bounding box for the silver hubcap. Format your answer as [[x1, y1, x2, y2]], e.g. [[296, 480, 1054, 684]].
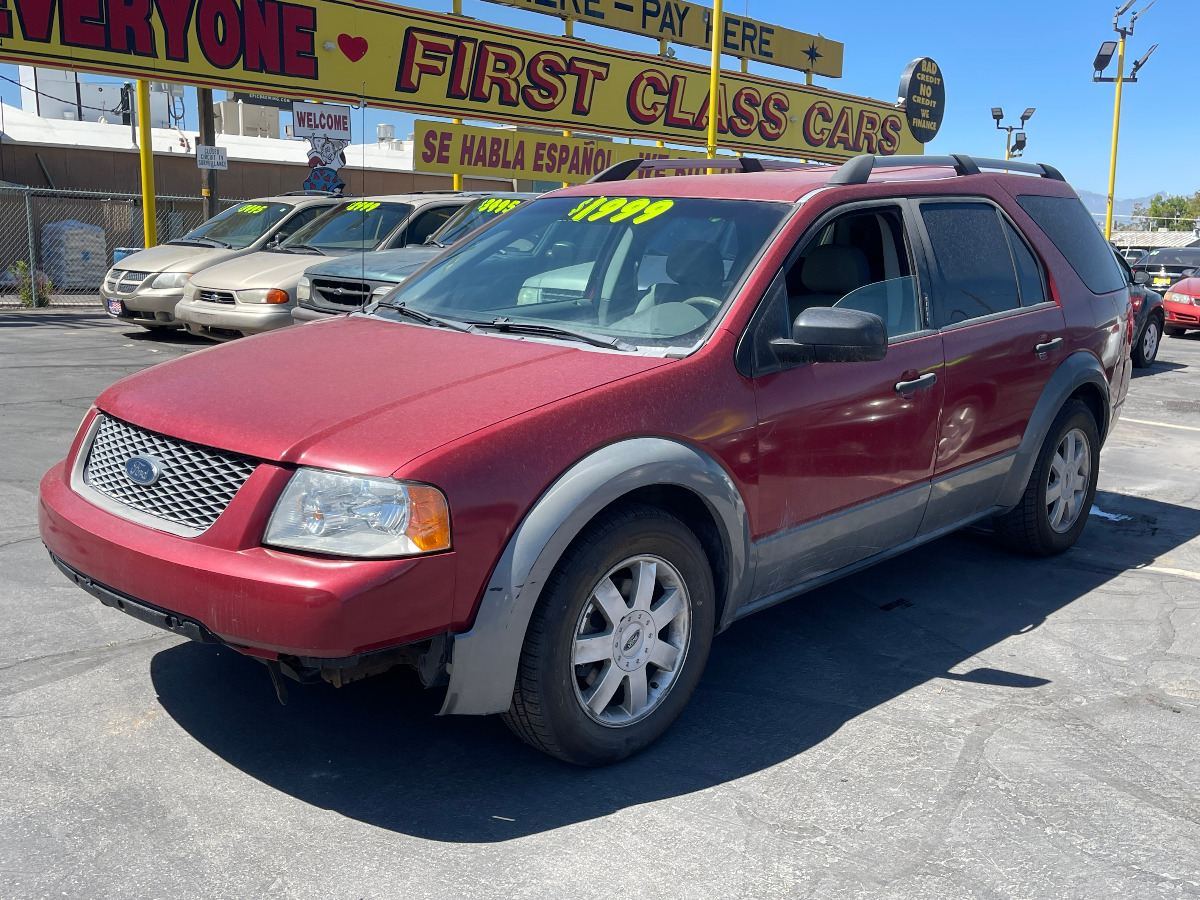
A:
[[1046, 427, 1091, 533], [1142, 322, 1159, 360], [571, 555, 691, 727]]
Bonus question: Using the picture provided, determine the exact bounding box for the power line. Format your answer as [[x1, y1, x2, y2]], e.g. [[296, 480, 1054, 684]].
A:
[[0, 72, 125, 116]]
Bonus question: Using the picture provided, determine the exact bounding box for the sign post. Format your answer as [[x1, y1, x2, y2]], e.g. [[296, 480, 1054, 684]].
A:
[[135, 80, 156, 248], [707, 0, 722, 169]]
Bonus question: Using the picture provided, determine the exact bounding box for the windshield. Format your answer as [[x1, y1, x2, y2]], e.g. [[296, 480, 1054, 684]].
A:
[[179, 202, 291, 249], [432, 197, 528, 247], [1140, 248, 1200, 266], [372, 195, 789, 348], [282, 200, 413, 254]]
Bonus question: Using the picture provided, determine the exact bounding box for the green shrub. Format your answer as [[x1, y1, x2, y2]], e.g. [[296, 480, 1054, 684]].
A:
[[9, 260, 53, 308]]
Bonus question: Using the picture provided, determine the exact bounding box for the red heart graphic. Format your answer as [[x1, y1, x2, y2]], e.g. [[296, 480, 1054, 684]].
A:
[[337, 34, 368, 63]]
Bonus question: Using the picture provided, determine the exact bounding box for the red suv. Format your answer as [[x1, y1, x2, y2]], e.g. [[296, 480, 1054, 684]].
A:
[[39, 154, 1132, 765]]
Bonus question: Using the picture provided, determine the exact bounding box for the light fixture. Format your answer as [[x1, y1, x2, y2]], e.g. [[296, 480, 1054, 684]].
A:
[[1093, 41, 1118, 73], [1021, 107, 1036, 123], [1011, 132, 1027, 155], [991, 107, 1004, 122], [1129, 43, 1159, 78]]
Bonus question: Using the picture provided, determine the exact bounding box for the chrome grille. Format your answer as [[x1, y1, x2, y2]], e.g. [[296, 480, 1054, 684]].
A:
[[197, 289, 236, 304], [83, 415, 258, 532], [312, 277, 373, 308], [110, 270, 150, 294]]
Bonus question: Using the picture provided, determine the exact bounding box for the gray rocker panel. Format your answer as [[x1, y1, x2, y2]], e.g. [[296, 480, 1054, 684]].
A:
[[441, 437, 752, 716]]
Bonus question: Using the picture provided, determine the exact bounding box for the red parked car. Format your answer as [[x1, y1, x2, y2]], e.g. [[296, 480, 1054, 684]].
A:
[[1164, 277, 1200, 336], [40, 154, 1132, 765]]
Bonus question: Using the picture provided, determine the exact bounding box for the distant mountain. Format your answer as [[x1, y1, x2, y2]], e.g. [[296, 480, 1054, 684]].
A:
[[1078, 190, 1159, 222]]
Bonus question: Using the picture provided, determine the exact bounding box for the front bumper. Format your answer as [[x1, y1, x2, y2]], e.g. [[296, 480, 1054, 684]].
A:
[[100, 284, 186, 326], [176, 297, 295, 339], [38, 457, 458, 658], [291, 304, 338, 323], [1165, 299, 1200, 329]]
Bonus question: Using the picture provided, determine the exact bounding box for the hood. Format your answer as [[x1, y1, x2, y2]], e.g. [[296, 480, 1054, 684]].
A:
[[1167, 277, 1200, 296], [112, 243, 243, 275], [190, 250, 318, 291], [95, 316, 669, 476], [304, 246, 442, 283]]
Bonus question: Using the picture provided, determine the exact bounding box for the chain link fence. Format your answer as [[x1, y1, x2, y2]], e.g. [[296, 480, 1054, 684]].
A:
[[0, 187, 243, 308]]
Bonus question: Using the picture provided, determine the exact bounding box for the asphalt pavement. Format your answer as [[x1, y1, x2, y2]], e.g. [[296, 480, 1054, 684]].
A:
[[2, 309, 1199, 899]]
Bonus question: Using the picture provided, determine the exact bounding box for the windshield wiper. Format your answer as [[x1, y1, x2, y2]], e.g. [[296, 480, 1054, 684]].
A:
[[169, 237, 231, 248], [422, 237, 447, 248], [472, 318, 636, 351], [374, 301, 477, 333], [279, 243, 324, 255]]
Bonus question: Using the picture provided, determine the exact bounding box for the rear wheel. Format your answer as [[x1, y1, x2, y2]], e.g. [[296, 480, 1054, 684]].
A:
[[1132, 314, 1162, 367], [996, 400, 1099, 556], [502, 503, 715, 765]]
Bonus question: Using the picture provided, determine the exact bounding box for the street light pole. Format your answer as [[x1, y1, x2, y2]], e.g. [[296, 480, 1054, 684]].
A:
[[1093, 1, 1158, 240], [992, 108, 1034, 161], [1105, 36, 1126, 241]]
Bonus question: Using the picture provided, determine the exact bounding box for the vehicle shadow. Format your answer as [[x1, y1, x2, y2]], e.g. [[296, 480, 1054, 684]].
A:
[[122, 328, 212, 346], [1133, 360, 1187, 377], [149, 488, 1200, 843]]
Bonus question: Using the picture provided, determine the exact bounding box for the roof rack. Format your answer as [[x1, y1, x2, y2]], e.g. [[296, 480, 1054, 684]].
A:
[[585, 157, 772, 183], [279, 189, 337, 196], [827, 154, 1065, 186]]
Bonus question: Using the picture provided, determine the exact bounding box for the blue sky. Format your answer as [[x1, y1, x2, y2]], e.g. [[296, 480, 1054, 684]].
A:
[[0, 0, 1192, 198]]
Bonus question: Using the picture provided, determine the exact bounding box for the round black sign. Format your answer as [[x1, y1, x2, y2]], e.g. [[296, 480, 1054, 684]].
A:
[[898, 58, 945, 144]]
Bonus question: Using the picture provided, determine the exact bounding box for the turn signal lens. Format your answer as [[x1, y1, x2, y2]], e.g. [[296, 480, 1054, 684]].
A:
[[405, 485, 451, 552], [265, 288, 289, 304]]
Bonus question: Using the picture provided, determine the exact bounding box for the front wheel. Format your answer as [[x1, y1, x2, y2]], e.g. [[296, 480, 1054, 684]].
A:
[[503, 503, 715, 765], [1132, 315, 1162, 367], [995, 400, 1099, 556]]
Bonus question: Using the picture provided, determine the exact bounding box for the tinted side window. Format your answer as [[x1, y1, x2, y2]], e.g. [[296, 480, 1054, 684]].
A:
[[1015, 194, 1125, 294], [404, 206, 458, 246], [921, 202, 1020, 325], [1004, 221, 1047, 306], [274, 206, 326, 242]]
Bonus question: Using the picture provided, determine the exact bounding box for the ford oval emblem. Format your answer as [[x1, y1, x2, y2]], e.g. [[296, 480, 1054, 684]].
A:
[[124, 455, 163, 486]]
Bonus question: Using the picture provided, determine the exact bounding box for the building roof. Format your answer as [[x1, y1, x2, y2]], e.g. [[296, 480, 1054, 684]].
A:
[[1110, 230, 1200, 249], [0, 102, 455, 176]]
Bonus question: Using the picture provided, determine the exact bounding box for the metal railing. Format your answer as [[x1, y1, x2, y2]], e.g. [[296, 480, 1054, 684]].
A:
[[0, 186, 244, 307]]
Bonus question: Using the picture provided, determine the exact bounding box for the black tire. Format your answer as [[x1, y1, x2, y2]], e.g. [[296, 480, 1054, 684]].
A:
[[1132, 314, 1162, 368], [1166, 326, 1186, 337], [995, 400, 1099, 556], [502, 503, 716, 766]]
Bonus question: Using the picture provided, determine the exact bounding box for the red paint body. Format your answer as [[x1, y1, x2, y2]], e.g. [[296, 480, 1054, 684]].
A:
[[1164, 277, 1200, 332], [39, 167, 1131, 660]]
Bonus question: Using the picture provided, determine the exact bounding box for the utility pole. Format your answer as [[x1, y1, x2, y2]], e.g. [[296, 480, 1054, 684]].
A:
[[197, 88, 218, 220]]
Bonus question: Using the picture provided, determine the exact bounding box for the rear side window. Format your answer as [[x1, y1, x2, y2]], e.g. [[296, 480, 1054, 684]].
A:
[[1004, 221, 1047, 306], [921, 202, 1021, 326], [1016, 194, 1125, 294]]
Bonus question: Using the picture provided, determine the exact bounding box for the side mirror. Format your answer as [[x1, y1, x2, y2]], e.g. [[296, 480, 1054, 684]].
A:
[[1183, 267, 1198, 279], [1132, 270, 1149, 285], [770, 306, 888, 365]]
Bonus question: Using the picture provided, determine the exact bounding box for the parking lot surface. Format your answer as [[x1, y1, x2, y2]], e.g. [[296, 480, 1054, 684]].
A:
[[3, 309, 1199, 899]]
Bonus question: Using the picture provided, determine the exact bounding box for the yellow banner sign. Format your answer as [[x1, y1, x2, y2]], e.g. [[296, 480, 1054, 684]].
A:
[[415, 120, 727, 183], [480, 0, 844, 78], [0, 1, 911, 160]]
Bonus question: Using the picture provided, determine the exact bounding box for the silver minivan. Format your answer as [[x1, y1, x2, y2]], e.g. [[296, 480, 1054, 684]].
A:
[[176, 193, 469, 341], [101, 193, 341, 330]]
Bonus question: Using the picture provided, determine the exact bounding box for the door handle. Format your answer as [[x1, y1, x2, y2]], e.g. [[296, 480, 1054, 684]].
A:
[[1035, 337, 1064, 354], [894, 372, 937, 394]]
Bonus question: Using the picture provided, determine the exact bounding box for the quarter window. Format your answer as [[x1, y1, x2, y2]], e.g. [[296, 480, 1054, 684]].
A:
[[921, 202, 1021, 326]]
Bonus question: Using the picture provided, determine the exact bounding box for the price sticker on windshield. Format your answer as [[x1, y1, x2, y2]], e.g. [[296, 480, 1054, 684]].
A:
[[237, 204, 267, 214], [345, 201, 382, 212], [479, 198, 522, 213], [566, 197, 675, 225]]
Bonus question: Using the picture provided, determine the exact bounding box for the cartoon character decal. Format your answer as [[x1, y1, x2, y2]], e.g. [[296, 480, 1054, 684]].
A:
[[303, 135, 350, 195]]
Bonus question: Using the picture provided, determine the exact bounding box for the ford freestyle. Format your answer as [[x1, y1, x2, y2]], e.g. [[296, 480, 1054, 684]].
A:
[[40, 154, 1132, 765]]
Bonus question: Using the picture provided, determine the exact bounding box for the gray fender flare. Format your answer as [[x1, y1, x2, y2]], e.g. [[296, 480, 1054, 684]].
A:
[[996, 350, 1111, 510], [439, 437, 752, 716]]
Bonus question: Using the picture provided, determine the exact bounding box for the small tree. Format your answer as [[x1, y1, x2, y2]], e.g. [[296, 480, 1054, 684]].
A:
[[8, 261, 53, 308], [1131, 192, 1200, 232]]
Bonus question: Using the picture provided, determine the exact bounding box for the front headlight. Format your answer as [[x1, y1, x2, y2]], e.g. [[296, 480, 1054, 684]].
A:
[[265, 468, 451, 557], [150, 271, 191, 290], [183, 281, 199, 301], [238, 288, 290, 304], [297, 277, 310, 301]]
